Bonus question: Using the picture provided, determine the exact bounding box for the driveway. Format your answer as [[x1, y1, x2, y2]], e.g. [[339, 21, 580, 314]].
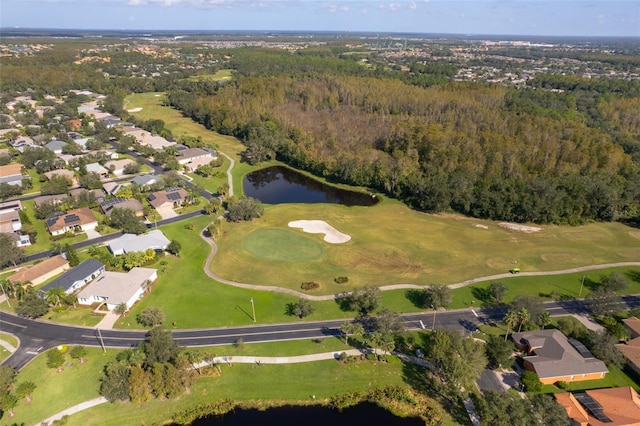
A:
[[155, 205, 178, 220], [84, 228, 102, 240]]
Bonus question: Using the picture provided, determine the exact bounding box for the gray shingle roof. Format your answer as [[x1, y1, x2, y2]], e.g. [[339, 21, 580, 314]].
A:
[[40, 258, 104, 293]]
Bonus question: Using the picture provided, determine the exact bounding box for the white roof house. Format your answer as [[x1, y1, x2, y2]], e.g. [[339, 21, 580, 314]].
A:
[[108, 230, 171, 256], [77, 267, 157, 311]]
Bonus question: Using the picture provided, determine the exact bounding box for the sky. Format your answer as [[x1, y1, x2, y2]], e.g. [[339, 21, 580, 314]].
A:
[[1, 0, 639, 37]]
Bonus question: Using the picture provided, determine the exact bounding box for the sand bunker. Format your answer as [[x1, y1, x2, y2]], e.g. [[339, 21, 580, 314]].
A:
[[288, 220, 351, 244], [127, 107, 143, 112], [499, 222, 542, 233]]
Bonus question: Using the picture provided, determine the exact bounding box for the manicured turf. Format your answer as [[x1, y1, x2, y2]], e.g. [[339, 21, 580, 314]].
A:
[[12, 339, 458, 426], [539, 365, 640, 394], [7, 347, 119, 426], [210, 199, 640, 294], [243, 228, 325, 261], [43, 306, 104, 327], [187, 69, 234, 82]]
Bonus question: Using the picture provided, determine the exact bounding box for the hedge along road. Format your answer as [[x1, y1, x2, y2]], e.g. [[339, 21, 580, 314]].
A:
[[200, 227, 640, 301]]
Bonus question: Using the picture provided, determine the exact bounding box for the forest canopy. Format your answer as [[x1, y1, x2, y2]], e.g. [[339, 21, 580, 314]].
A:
[[166, 56, 640, 224]]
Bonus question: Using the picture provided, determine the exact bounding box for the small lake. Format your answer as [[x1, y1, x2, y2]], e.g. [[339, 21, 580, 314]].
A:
[[189, 402, 423, 426], [243, 166, 378, 206]]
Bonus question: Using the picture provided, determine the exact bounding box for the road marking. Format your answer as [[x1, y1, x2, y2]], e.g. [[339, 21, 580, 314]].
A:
[[26, 351, 40, 355], [0, 319, 26, 328], [419, 320, 426, 329], [471, 309, 478, 317]]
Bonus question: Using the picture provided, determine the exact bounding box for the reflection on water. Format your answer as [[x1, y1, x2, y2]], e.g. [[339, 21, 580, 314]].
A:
[[189, 402, 423, 426], [243, 166, 378, 206]]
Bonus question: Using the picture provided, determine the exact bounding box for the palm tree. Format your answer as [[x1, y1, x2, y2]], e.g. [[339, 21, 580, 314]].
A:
[[341, 321, 364, 346], [46, 286, 66, 308], [0, 279, 16, 299], [517, 307, 530, 332], [538, 312, 551, 329], [504, 309, 519, 341], [14, 283, 32, 302]]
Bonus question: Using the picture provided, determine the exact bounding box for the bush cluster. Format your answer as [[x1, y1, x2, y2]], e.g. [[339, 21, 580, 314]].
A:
[[300, 281, 320, 291]]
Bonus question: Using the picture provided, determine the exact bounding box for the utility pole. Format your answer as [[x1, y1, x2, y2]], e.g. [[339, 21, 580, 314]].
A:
[[96, 328, 106, 353], [250, 298, 256, 323]]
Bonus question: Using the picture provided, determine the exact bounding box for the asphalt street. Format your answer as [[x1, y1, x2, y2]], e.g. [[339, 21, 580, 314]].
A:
[[3, 295, 639, 370]]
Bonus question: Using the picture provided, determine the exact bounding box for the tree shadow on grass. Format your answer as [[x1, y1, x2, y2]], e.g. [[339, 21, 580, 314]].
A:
[[405, 289, 427, 309], [471, 287, 492, 307], [334, 293, 352, 312], [626, 270, 640, 284]]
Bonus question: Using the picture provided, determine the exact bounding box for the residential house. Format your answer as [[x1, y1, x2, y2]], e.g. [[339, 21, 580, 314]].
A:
[[85, 163, 109, 178], [512, 329, 609, 384], [45, 140, 67, 155], [148, 187, 188, 210], [44, 169, 77, 186], [108, 230, 170, 255], [46, 207, 98, 236], [0, 163, 25, 186], [124, 128, 174, 151], [131, 174, 160, 188], [77, 267, 157, 311], [0, 200, 23, 233], [40, 258, 105, 295], [104, 159, 135, 177], [616, 317, 640, 375], [34, 194, 68, 207], [99, 116, 124, 128], [69, 188, 106, 203], [555, 386, 640, 426], [72, 138, 90, 150], [9, 137, 34, 153], [0, 200, 30, 247], [100, 198, 145, 217], [102, 181, 123, 196], [176, 147, 217, 172], [8, 255, 70, 286]]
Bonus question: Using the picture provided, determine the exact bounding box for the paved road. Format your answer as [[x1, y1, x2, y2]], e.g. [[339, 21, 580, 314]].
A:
[[3, 295, 640, 370]]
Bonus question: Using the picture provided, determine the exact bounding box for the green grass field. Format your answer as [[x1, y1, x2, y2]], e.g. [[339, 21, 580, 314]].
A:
[[210, 199, 640, 294], [10, 340, 458, 426], [187, 69, 234, 82]]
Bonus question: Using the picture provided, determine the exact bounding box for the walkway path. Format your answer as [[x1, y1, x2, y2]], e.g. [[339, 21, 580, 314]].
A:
[[0, 337, 16, 353], [219, 151, 235, 197], [200, 230, 640, 301], [39, 397, 107, 425]]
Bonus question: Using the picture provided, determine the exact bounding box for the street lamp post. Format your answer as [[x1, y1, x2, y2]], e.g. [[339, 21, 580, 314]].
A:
[[250, 298, 256, 323], [431, 304, 436, 330]]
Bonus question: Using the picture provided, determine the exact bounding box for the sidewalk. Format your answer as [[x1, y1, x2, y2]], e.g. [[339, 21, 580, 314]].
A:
[[39, 397, 107, 425], [570, 314, 605, 332]]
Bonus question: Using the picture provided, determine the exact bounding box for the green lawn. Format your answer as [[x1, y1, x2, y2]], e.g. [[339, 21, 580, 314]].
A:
[[7, 347, 119, 426], [187, 69, 234, 82], [539, 365, 640, 394], [21, 199, 88, 254], [210, 199, 640, 294], [43, 306, 104, 327], [115, 216, 350, 330], [0, 332, 17, 363], [10, 339, 458, 426]]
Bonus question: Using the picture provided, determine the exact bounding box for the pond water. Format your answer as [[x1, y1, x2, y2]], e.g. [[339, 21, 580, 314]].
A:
[[189, 402, 424, 426], [243, 166, 378, 206]]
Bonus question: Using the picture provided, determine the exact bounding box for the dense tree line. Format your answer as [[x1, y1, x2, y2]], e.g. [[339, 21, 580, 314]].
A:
[[167, 70, 640, 224]]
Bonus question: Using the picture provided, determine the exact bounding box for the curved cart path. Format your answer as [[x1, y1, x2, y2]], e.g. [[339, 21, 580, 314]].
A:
[[200, 230, 640, 300], [219, 151, 235, 197]]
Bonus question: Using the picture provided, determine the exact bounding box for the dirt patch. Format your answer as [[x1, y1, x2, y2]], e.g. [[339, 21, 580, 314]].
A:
[[475, 224, 489, 229], [499, 222, 542, 233], [288, 220, 351, 244], [127, 107, 143, 112]]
